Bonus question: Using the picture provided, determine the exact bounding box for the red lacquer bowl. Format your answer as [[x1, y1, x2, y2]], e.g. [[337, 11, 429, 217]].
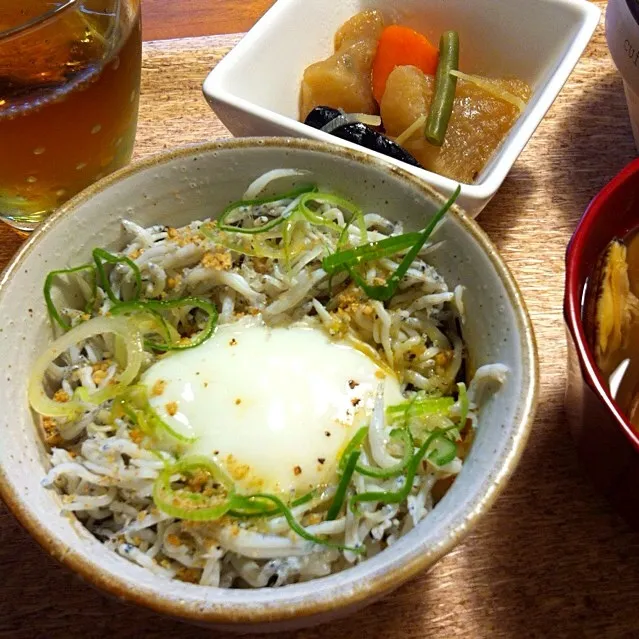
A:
[[565, 158, 639, 527]]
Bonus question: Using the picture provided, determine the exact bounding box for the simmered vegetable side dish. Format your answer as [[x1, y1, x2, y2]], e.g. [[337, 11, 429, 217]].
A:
[[584, 230, 639, 425], [300, 11, 384, 122], [300, 10, 531, 184]]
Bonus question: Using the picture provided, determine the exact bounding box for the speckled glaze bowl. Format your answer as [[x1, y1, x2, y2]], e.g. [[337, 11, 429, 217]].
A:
[[0, 138, 538, 632]]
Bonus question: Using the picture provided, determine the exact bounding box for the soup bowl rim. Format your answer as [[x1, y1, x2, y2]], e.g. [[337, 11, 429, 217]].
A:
[[564, 157, 639, 454]]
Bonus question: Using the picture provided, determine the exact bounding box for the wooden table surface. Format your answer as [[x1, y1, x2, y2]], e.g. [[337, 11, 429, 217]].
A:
[[4, 1, 639, 637], [141, 0, 276, 40]]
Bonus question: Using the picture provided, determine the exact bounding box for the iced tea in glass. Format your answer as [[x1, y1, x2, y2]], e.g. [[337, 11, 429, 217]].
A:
[[0, 1, 141, 230]]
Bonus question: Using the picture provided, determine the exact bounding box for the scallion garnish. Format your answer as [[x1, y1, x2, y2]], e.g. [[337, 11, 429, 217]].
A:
[[322, 232, 423, 276], [347, 186, 461, 301], [110, 296, 218, 351], [280, 211, 299, 268], [326, 450, 361, 521], [337, 426, 368, 473], [386, 396, 454, 422], [297, 192, 361, 235], [43, 264, 97, 331], [350, 428, 449, 509], [355, 428, 413, 479], [216, 185, 317, 234], [228, 490, 315, 518], [92, 248, 142, 303], [336, 208, 368, 250], [153, 455, 236, 521], [457, 382, 469, 427], [426, 434, 458, 467], [113, 384, 198, 443], [235, 493, 364, 553]]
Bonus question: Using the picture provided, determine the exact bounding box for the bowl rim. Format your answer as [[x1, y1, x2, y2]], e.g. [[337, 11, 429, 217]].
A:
[[0, 137, 539, 626], [202, 0, 601, 203], [564, 158, 639, 454], [624, 0, 639, 27]]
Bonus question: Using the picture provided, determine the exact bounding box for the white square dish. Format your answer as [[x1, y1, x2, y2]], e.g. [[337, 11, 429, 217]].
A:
[[203, 0, 600, 216]]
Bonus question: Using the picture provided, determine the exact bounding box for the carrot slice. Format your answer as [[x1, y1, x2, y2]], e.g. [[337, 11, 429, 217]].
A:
[[372, 25, 439, 103]]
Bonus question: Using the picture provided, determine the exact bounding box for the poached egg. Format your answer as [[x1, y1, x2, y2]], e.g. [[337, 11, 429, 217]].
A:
[[143, 319, 403, 494]]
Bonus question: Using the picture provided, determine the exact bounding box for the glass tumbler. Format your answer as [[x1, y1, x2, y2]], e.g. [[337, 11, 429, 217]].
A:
[[0, 0, 141, 231]]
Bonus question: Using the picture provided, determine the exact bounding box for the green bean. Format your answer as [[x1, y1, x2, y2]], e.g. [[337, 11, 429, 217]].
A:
[[425, 31, 460, 147]]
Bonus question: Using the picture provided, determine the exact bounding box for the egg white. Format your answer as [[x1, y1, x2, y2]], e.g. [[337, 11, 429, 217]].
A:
[[142, 318, 404, 494]]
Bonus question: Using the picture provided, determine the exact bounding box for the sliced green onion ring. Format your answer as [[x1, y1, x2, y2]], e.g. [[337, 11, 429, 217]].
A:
[[111, 392, 154, 436], [355, 428, 413, 479], [92, 248, 142, 303], [297, 192, 358, 234], [322, 232, 422, 276], [338, 426, 368, 472], [387, 396, 454, 422], [327, 450, 361, 521], [154, 455, 235, 521], [200, 227, 284, 259], [28, 316, 144, 418], [457, 382, 469, 427], [427, 434, 458, 467], [129, 308, 181, 350], [280, 210, 301, 268], [110, 297, 217, 351], [227, 490, 315, 519], [329, 199, 368, 295], [115, 384, 198, 444], [43, 264, 97, 331], [235, 493, 364, 554], [348, 186, 461, 301], [215, 185, 317, 234], [350, 429, 447, 509], [336, 207, 368, 251]]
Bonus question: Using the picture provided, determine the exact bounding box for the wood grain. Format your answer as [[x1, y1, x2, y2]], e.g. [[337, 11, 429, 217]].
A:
[[4, 3, 639, 637], [141, 0, 276, 40]]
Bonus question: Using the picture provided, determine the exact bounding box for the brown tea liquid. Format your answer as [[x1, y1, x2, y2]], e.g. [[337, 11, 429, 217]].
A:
[[0, 1, 141, 228]]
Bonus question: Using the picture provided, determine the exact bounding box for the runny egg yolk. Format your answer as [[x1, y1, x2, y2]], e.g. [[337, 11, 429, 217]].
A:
[[142, 319, 404, 495]]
